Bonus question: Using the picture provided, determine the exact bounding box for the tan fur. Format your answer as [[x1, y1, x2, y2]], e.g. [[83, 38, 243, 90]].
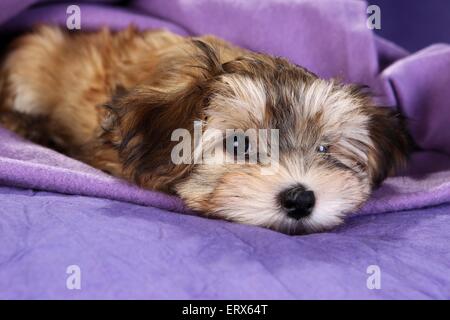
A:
[[0, 26, 410, 234]]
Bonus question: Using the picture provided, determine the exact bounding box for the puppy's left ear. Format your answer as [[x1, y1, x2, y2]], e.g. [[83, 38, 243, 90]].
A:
[[365, 106, 412, 187]]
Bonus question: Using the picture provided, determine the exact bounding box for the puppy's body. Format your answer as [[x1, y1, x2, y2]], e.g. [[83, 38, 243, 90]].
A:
[[0, 26, 410, 234], [0, 26, 243, 184]]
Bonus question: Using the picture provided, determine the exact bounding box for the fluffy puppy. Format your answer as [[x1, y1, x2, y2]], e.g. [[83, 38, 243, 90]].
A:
[[0, 26, 411, 234]]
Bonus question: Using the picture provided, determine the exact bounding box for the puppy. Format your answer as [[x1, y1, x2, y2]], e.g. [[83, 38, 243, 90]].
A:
[[0, 26, 410, 234]]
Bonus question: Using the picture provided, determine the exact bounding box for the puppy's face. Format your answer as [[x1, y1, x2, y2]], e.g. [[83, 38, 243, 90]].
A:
[[105, 40, 410, 234]]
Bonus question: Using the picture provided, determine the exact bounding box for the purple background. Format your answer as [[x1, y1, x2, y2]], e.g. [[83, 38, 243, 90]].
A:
[[369, 0, 450, 52], [0, 0, 449, 299]]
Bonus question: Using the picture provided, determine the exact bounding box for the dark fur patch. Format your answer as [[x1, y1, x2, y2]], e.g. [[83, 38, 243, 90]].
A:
[[365, 106, 412, 187], [99, 39, 228, 192]]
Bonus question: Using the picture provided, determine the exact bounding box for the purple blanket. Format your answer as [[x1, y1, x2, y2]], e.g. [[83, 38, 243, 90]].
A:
[[0, 0, 449, 299]]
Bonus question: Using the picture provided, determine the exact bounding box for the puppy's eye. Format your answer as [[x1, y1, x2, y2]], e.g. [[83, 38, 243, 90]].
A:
[[317, 145, 329, 153]]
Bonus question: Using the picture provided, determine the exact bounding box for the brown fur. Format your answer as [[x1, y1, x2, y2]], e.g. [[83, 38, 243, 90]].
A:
[[0, 25, 411, 234]]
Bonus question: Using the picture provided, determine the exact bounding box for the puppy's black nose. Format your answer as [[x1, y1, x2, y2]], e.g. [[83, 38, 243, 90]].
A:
[[279, 184, 315, 220]]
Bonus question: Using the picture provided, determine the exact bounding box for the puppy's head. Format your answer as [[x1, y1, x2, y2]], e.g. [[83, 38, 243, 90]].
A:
[[104, 39, 411, 234]]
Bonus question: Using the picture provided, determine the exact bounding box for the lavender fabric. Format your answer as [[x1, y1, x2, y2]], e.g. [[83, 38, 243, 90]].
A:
[[0, 0, 449, 299]]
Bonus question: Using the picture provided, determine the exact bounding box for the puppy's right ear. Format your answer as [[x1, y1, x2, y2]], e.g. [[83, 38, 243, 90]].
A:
[[99, 39, 228, 192], [100, 83, 204, 192]]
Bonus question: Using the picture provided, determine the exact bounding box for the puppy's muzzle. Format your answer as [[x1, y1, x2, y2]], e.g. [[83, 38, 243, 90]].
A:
[[279, 184, 315, 220]]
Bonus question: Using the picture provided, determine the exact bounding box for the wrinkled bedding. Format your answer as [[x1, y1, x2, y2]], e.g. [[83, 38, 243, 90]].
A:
[[0, 0, 449, 299]]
